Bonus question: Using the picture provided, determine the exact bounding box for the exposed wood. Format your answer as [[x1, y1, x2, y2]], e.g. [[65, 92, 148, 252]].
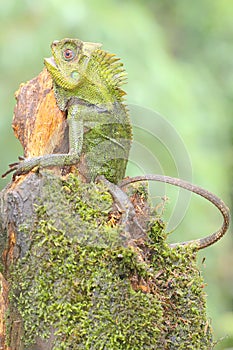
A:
[[13, 68, 68, 157]]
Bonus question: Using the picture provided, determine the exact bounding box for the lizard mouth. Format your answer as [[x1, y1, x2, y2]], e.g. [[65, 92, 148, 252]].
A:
[[44, 56, 57, 68]]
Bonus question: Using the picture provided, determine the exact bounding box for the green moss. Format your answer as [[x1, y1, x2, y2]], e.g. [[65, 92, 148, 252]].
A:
[[8, 172, 213, 349], [148, 222, 213, 349]]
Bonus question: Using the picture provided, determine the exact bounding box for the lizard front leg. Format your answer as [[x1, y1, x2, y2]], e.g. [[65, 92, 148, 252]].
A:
[[2, 105, 84, 178]]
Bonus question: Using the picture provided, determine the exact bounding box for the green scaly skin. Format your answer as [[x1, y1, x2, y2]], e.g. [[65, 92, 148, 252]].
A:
[[3, 38, 132, 184]]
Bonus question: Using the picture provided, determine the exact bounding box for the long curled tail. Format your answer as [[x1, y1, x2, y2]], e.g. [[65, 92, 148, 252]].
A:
[[119, 175, 230, 250]]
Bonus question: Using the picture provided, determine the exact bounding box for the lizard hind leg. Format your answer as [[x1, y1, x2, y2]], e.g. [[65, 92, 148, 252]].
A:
[[95, 175, 146, 246], [119, 174, 230, 250]]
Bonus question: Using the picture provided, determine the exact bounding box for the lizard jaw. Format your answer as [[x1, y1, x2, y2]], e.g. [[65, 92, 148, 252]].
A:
[[44, 56, 78, 90]]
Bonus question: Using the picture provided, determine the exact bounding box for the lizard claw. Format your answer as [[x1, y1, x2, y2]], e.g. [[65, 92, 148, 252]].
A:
[[2, 162, 20, 178]]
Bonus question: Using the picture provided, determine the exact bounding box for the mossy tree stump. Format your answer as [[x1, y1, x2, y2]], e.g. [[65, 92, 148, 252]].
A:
[[0, 70, 213, 349]]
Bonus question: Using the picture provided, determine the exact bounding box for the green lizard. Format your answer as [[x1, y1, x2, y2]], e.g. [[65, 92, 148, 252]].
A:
[[2, 38, 230, 249], [3, 38, 132, 184]]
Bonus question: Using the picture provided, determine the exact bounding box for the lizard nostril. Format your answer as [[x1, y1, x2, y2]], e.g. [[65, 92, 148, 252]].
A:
[[52, 40, 59, 48]]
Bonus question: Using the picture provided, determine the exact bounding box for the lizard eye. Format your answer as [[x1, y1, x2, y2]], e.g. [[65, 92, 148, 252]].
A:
[[63, 49, 75, 61]]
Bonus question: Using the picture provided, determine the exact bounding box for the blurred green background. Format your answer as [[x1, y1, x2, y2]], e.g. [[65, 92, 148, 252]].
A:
[[0, 1, 232, 348]]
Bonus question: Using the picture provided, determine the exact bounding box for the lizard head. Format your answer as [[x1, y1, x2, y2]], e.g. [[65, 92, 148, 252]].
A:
[[44, 38, 102, 90]]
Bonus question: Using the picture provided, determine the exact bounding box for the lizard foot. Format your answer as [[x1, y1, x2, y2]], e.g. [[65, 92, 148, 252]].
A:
[[2, 156, 44, 179], [2, 153, 80, 179], [96, 175, 146, 244]]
